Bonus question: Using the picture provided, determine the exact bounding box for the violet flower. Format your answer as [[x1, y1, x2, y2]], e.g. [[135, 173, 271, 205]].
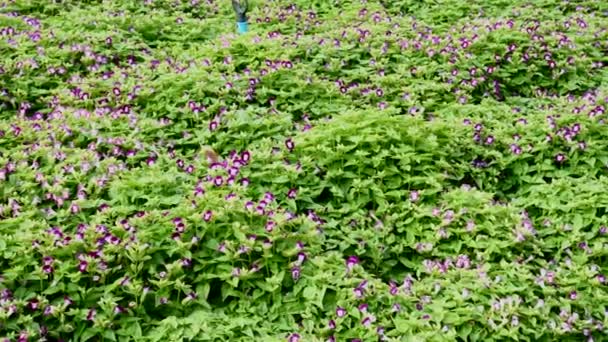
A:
[[203, 210, 213, 222], [389, 281, 399, 296], [265, 221, 276, 232], [291, 266, 301, 281], [362, 316, 375, 327], [285, 138, 295, 151], [346, 256, 359, 271], [86, 309, 96, 321], [409, 190, 419, 202], [296, 252, 307, 265], [42, 265, 53, 274]]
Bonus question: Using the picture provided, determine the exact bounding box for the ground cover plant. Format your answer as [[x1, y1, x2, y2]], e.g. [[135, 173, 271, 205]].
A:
[[0, 0, 607, 341]]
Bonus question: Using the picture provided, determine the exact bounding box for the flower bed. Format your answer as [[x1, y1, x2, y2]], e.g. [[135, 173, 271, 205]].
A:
[[0, 0, 607, 341]]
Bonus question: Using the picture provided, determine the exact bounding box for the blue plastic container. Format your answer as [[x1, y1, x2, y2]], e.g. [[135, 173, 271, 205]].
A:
[[237, 21, 248, 34]]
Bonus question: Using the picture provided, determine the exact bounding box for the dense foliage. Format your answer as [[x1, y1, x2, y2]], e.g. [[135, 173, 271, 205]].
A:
[[1, 0, 607, 341]]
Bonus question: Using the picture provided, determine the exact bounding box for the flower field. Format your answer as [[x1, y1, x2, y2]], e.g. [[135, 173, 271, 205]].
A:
[[1, 0, 607, 340]]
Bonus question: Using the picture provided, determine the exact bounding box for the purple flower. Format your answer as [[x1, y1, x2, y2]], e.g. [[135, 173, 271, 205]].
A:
[[28, 299, 40, 310], [555, 153, 566, 163], [410, 190, 419, 202], [203, 210, 213, 222], [455, 255, 471, 269], [263, 239, 272, 249], [264, 192, 275, 202], [291, 266, 301, 281], [336, 307, 347, 317], [444, 210, 455, 223], [285, 138, 295, 151], [244, 201, 254, 211], [466, 220, 476, 232], [86, 308, 96, 321], [346, 256, 359, 271], [186, 292, 198, 301], [472, 159, 488, 168], [569, 291, 577, 300], [287, 188, 297, 199], [287, 334, 300, 342], [265, 220, 276, 232], [78, 260, 88, 272], [362, 316, 375, 327], [578, 141, 587, 150], [389, 281, 399, 295], [297, 252, 306, 265], [18, 332, 29, 342], [328, 319, 336, 329], [510, 144, 522, 155]]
